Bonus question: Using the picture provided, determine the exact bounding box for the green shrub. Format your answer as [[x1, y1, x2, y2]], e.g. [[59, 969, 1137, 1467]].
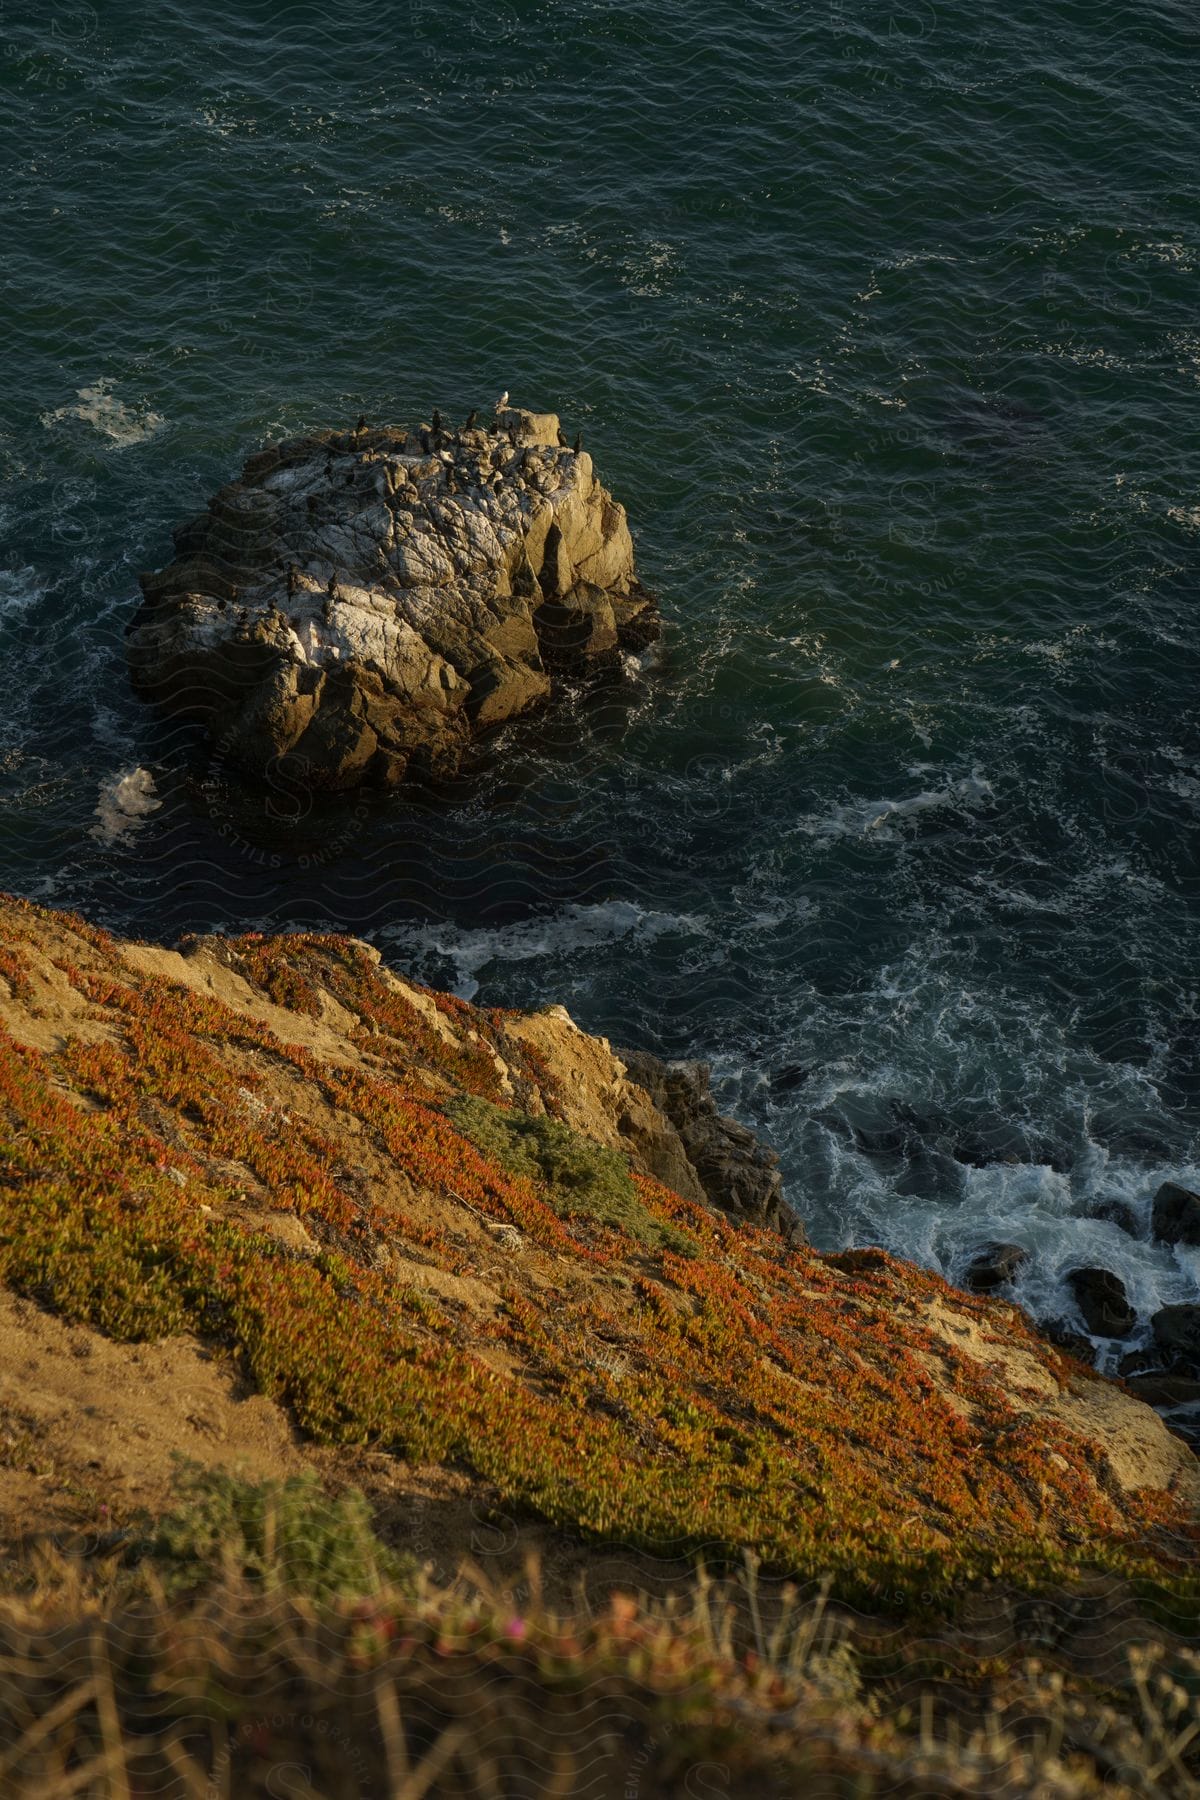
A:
[[143, 1461, 412, 1600], [449, 1095, 695, 1253]]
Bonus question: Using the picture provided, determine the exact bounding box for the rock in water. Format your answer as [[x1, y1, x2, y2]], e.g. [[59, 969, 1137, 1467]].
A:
[[1087, 1197, 1140, 1237], [1068, 1266, 1137, 1339], [1151, 1303, 1200, 1375], [964, 1242, 1029, 1293], [127, 410, 659, 789], [1151, 1180, 1200, 1247]]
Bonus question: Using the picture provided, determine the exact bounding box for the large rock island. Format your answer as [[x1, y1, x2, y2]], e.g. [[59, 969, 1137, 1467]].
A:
[[127, 407, 658, 788]]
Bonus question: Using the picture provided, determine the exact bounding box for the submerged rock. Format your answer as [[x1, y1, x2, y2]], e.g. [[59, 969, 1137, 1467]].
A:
[[1087, 1197, 1140, 1237], [1068, 1267, 1137, 1339], [127, 408, 658, 789]]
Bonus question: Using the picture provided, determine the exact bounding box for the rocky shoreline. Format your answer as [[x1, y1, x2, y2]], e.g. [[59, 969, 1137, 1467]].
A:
[[127, 407, 658, 789], [964, 1195, 1200, 1447], [111, 401, 1200, 1454]]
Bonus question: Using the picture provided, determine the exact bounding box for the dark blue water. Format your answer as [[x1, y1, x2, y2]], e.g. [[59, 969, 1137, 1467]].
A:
[[3, 0, 1200, 1352]]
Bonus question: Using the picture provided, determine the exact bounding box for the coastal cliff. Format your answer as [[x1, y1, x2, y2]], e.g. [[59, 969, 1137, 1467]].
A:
[[0, 894, 1195, 1614], [126, 409, 657, 788]]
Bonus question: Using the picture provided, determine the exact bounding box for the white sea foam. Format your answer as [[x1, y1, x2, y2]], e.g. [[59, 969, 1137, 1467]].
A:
[[0, 567, 46, 618], [42, 381, 165, 448], [380, 900, 710, 999], [797, 774, 994, 842], [862, 1156, 1200, 1375], [91, 767, 162, 844]]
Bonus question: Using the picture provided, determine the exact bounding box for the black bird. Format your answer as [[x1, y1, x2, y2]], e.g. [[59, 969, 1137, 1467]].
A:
[[230, 585, 239, 603], [216, 597, 226, 611], [573, 432, 583, 454], [286, 563, 299, 598], [432, 408, 442, 435], [355, 413, 366, 436], [420, 430, 431, 455], [557, 428, 568, 448], [327, 575, 338, 599], [464, 408, 477, 429]]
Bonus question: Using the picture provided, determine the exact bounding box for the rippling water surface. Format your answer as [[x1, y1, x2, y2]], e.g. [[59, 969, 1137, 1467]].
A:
[[3, 0, 1200, 1351]]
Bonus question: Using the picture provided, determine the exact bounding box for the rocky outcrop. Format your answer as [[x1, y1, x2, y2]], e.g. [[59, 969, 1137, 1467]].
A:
[[496, 1010, 797, 1237], [616, 1049, 794, 1235], [127, 408, 658, 789], [1152, 1180, 1200, 1247]]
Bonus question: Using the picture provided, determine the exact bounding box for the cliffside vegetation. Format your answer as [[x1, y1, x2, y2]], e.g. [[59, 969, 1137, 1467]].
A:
[[1, 893, 1199, 1794]]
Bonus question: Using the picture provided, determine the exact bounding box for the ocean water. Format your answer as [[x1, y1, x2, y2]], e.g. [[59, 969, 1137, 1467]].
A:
[[3, 0, 1200, 1357]]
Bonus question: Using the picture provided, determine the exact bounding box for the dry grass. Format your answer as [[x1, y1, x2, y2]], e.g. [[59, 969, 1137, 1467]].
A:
[[1, 1539, 1199, 1799]]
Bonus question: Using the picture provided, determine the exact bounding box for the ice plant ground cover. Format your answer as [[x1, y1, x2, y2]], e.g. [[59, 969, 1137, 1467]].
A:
[[0, 893, 1196, 1627]]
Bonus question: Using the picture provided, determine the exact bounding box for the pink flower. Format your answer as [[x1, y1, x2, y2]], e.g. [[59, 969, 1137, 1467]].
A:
[[503, 1617, 527, 1642]]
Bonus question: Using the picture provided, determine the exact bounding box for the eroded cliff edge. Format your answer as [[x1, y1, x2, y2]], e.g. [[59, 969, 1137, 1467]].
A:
[[0, 895, 1195, 1614], [127, 408, 658, 788]]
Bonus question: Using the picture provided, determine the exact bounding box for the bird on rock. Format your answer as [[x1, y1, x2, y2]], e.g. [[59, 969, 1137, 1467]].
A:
[[574, 432, 583, 454], [495, 390, 509, 412], [432, 408, 442, 436], [464, 408, 478, 429], [557, 428, 568, 448]]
